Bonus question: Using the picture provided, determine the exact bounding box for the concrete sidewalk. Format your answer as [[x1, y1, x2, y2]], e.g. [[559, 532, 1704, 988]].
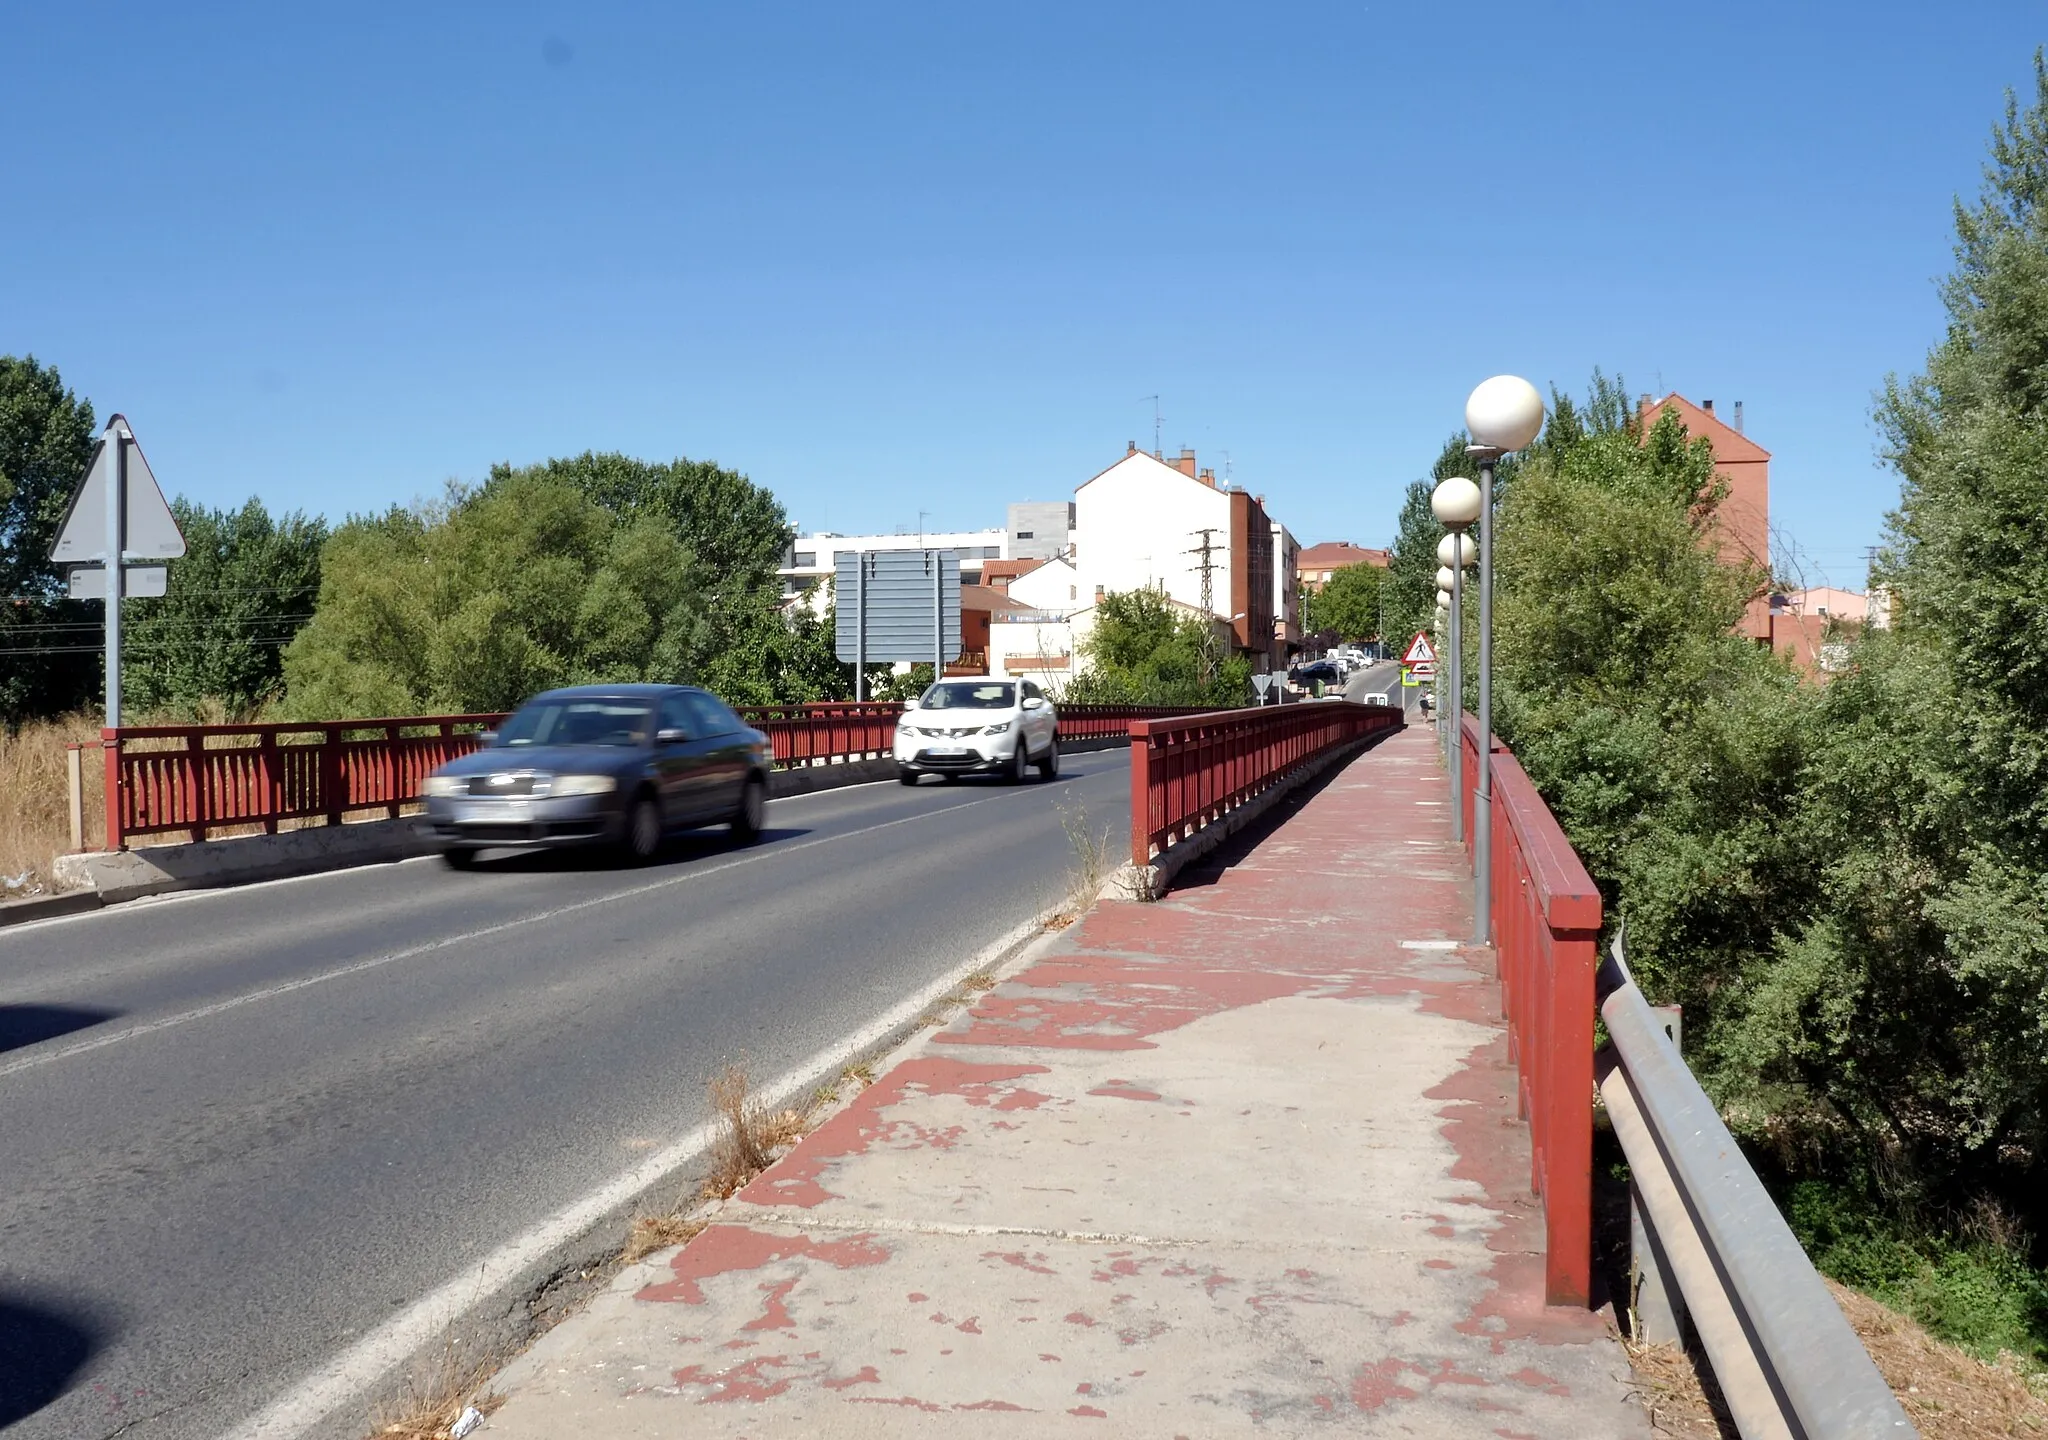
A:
[[479, 727, 1649, 1437]]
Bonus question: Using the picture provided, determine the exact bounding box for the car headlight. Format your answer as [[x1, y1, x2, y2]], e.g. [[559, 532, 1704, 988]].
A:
[[982, 720, 1012, 735], [550, 775, 617, 796], [421, 776, 465, 798]]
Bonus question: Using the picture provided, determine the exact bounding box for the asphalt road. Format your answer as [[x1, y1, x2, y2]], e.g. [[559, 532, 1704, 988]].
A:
[[0, 750, 1133, 1440]]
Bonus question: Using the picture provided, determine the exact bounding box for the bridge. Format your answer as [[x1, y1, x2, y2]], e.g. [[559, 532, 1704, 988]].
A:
[[0, 664, 1909, 1439]]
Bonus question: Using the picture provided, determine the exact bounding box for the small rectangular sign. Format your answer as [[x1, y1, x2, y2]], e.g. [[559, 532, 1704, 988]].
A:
[[68, 564, 168, 599]]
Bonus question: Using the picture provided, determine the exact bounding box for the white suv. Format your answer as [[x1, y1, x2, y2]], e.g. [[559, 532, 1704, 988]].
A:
[[894, 678, 1059, 785]]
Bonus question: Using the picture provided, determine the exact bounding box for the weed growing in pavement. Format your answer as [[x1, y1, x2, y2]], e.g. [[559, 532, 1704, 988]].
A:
[[623, 1214, 707, 1265], [368, 1334, 501, 1439], [962, 972, 997, 992], [1053, 797, 1117, 917], [842, 1061, 875, 1087], [699, 1064, 809, 1200]]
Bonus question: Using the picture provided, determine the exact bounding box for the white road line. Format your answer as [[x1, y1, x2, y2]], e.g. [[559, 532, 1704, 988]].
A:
[[0, 791, 1032, 1082], [215, 909, 1060, 1440]]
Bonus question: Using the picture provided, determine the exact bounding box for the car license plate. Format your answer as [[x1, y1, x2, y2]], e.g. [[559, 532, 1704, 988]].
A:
[[461, 802, 526, 822], [928, 747, 969, 757]]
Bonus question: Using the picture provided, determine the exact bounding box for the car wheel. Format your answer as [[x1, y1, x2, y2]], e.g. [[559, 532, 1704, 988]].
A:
[[730, 776, 766, 845], [441, 847, 476, 871], [1037, 736, 1059, 781], [622, 793, 663, 865], [1009, 743, 1030, 785], [897, 766, 919, 786]]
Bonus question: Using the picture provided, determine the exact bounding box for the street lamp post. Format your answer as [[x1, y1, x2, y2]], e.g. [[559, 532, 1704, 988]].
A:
[[1463, 376, 1546, 948], [1431, 477, 1481, 845]]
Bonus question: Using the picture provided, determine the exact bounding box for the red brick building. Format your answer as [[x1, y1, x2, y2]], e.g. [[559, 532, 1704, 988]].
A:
[[1638, 394, 1772, 642]]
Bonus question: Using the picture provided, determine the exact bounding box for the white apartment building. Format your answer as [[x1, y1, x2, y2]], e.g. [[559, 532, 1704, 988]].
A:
[[1070, 444, 1281, 669], [779, 528, 1009, 598]]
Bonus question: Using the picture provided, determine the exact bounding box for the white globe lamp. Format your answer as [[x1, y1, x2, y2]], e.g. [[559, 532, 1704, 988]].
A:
[[1436, 588, 1452, 609], [1431, 476, 1482, 529], [1436, 565, 1457, 592], [1465, 375, 1546, 452], [1438, 533, 1475, 568]]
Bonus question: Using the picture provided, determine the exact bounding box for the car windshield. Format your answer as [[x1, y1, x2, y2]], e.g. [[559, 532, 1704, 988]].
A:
[[921, 682, 1015, 710], [497, 698, 652, 747]]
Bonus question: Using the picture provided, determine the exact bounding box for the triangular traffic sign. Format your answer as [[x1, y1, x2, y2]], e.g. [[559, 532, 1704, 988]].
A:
[[50, 416, 186, 563], [1401, 631, 1436, 666]]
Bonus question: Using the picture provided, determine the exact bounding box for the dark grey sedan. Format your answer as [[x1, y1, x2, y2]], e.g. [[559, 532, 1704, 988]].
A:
[[420, 684, 773, 868]]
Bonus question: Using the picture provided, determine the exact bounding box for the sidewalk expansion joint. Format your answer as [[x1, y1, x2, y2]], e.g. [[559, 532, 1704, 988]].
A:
[[720, 1210, 1538, 1260]]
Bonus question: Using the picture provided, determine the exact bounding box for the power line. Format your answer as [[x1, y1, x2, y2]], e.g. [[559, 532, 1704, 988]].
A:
[[1, 613, 315, 635]]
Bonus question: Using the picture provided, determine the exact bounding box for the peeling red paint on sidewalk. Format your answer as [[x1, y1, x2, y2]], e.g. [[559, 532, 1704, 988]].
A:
[[482, 728, 1650, 1438]]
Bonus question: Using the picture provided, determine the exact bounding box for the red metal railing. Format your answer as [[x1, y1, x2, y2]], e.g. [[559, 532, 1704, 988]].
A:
[[1128, 701, 1404, 867], [95, 699, 1212, 848], [738, 702, 903, 766], [101, 716, 496, 849], [1058, 704, 1210, 740], [1457, 712, 1601, 1307]]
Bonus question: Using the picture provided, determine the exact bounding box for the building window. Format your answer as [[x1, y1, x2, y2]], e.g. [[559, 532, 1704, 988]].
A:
[[983, 546, 1001, 558], [1015, 531, 1033, 540], [793, 552, 816, 568]]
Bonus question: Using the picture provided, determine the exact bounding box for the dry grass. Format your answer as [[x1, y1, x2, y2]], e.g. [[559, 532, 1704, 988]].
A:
[[0, 712, 104, 894], [622, 1213, 707, 1265], [1623, 1281, 2048, 1439], [1053, 797, 1116, 919], [1833, 1279, 2048, 1437], [367, 1336, 502, 1440], [842, 1061, 875, 1087], [699, 1064, 810, 1201], [962, 971, 998, 992]]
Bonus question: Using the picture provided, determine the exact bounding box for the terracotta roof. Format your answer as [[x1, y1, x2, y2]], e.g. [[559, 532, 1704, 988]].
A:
[[1297, 542, 1388, 570], [979, 558, 1045, 586]]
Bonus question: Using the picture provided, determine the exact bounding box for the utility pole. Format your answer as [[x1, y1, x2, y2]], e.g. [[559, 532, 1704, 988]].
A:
[[1188, 527, 1223, 684]]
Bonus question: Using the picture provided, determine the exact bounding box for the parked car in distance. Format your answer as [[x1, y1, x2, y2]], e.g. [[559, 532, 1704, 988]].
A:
[[419, 684, 772, 869], [894, 677, 1059, 784], [1290, 659, 1341, 688]]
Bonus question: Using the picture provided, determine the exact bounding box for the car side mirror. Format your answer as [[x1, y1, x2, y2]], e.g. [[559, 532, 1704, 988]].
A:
[[1022, 697, 1045, 711], [901, 698, 919, 711], [476, 730, 498, 748], [656, 727, 688, 745]]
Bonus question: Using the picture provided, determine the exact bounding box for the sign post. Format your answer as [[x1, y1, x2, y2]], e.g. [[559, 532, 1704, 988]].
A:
[[49, 415, 185, 728]]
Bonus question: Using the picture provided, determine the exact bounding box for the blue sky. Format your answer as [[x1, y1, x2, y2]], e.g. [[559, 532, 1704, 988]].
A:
[[4, 3, 2040, 590]]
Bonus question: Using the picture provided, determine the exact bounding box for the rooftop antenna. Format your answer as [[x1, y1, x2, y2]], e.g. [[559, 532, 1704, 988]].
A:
[[1143, 395, 1162, 457], [918, 510, 929, 546], [1220, 449, 1233, 484]]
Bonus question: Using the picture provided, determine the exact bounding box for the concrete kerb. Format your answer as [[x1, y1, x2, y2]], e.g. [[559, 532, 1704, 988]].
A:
[[1104, 730, 1387, 901], [51, 740, 1141, 911], [476, 899, 1085, 1416], [0, 889, 106, 928], [290, 900, 1080, 1440]]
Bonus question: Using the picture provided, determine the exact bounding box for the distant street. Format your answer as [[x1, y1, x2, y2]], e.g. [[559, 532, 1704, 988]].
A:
[[0, 752, 1131, 1440]]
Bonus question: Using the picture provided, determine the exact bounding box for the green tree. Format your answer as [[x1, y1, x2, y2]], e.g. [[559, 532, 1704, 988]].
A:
[[1066, 586, 1251, 708], [283, 472, 711, 716], [123, 498, 326, 717], [494, 451, 791, 593], [1720, 51, 2048, 1204], [1302, 561, 1382, 641], [0, 356, 98, 723]]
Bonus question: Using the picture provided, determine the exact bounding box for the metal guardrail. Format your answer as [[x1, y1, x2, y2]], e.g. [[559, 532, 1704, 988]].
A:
[[1598, 934, 1916, 1439]]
